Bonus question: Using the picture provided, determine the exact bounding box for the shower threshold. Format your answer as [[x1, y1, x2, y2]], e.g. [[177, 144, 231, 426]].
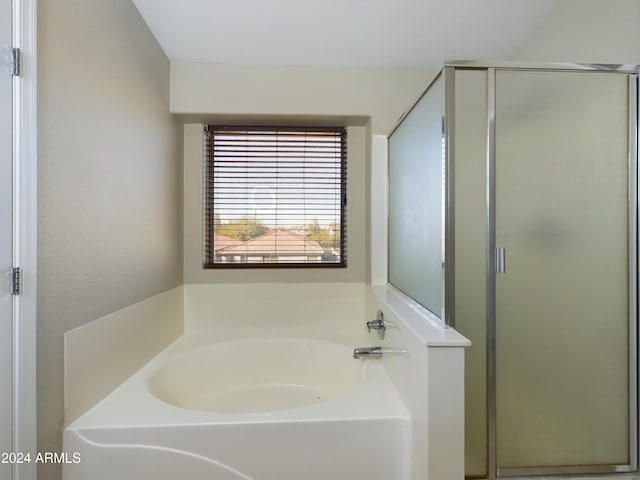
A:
[[504, 475, 640, 480]]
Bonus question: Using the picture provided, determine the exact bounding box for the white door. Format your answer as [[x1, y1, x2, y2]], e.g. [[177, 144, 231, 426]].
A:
[[1, 0, 15, 477]]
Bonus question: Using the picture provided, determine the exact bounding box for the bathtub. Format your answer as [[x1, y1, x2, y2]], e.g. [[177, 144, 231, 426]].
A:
[[63, 335, 411, 480]]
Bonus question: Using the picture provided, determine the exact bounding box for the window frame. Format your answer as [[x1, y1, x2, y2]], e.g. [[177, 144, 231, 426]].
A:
[[203, 125, 348, 269]]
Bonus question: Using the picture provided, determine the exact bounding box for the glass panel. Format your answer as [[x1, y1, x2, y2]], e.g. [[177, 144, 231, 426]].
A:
[[388, 75, 445, 317], [495, 70, 630, 469], [452, 69, 489, 477]]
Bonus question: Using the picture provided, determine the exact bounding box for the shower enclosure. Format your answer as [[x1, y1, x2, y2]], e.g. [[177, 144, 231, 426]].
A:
[[387, 62, 639, 478]]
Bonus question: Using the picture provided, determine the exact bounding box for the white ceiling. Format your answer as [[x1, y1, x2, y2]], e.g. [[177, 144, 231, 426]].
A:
[[131, 0, 558, 68]]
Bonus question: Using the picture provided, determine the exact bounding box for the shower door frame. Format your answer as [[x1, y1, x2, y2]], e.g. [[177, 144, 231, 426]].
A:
[[446, 61, 640, 479]]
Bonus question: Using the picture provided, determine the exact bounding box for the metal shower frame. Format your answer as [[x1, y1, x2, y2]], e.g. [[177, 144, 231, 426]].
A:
[[440, 61, 640, 479]]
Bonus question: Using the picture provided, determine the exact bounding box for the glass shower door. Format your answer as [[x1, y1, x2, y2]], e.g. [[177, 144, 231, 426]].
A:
[[494, 70, 635, 475]]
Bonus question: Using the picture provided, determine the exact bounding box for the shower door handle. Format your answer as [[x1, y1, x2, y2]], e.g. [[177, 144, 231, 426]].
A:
[[496, 247, 506, 274]]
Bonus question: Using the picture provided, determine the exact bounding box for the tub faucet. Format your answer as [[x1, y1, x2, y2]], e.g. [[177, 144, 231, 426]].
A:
[[353, 346, 408, 359], [366, 310, 395, 340]]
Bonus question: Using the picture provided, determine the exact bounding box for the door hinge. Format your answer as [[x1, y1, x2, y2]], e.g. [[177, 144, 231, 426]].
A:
[[11, 47, 21, 76], [11, 267, 22, 295]]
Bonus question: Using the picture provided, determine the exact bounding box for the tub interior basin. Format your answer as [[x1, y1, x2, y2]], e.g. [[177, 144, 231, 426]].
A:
[[148, 339, 365, 413]]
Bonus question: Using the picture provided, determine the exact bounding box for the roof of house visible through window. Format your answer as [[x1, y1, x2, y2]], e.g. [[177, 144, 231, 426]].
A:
[[216, 230, 325, 257]]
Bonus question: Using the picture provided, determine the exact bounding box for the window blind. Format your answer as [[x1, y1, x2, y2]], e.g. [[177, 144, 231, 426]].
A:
[[204, 126, 347, 268]]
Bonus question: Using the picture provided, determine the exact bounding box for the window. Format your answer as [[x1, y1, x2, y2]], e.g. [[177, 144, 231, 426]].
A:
[[204, 126, 347, 268]]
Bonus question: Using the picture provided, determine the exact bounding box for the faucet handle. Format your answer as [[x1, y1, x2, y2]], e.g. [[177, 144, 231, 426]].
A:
[[366, 320, 380, 332], [366, 310, 394, 340]]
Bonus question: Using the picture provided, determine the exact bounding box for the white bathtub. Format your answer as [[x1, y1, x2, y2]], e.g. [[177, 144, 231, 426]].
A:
[[63, 335, 411, 480]]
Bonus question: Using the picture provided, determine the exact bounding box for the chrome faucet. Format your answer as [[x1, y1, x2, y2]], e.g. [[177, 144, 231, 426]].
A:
[[353, 346, 408, 359], [353, 346, 383, 359], [366, 309, 394, 340]]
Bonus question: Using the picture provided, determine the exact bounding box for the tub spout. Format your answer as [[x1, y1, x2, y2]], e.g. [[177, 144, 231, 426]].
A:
[[353, 347, 382, 359], [353, 346, 408, 359]]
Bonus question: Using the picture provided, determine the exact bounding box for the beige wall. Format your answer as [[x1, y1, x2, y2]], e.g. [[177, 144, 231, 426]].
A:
[[511, 0, 640, 64], [37, 0, 182, 478], [170, 63, 437, 136], [174, 64, 436, 284]]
